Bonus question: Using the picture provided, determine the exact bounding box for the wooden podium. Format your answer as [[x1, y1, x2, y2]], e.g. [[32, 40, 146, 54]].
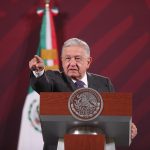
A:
[[40, 92, 132, 150]]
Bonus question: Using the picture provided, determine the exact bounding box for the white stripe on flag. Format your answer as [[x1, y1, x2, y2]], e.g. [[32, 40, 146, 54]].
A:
[[46, 6, 52, 49]]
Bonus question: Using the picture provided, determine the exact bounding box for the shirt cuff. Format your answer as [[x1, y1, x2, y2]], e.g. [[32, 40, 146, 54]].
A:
[[33, 69, 44, 78]]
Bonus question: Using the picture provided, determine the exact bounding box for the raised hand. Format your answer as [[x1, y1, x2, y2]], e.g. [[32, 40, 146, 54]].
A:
[[29, 55, 44, 72]]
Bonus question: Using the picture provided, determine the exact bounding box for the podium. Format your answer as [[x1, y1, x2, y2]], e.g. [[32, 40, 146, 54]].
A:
[[40, 92, 132, 150]]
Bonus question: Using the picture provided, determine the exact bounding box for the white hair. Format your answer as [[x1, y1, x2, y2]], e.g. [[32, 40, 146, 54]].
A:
[[62, 38, 90, 56]]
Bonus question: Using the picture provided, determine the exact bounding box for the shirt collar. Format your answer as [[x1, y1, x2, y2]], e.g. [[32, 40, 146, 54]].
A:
[[72, 73, 88, 87]]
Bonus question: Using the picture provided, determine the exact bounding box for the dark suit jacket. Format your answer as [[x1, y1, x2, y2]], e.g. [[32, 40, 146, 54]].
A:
[[30, 70, 114, 93], [30, 70, 114, 150]]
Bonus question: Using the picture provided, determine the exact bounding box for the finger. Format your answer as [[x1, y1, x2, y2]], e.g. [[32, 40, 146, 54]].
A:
[[29, 58, 37, 67], [29, 55, 44, 71], [32, 57, 38, 65], [132, 123, 137, 132], [29, 57, 39, 70], [34, 55, 43, 63], [36, 62, 44, 69], [131, 123, 137, 139]]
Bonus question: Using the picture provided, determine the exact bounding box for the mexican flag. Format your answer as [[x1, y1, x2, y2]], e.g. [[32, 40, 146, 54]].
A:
[[17, 3, 59, 150]]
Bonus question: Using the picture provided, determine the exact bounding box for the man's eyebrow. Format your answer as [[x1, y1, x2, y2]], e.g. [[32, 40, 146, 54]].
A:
[[64, 55, 82, 57]]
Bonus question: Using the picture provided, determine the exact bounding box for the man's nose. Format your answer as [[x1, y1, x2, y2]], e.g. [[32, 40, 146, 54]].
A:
[[69, 57, 76, 66]]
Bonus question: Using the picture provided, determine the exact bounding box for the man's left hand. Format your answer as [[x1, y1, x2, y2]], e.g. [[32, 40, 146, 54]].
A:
[[131, 123, 137, 139]]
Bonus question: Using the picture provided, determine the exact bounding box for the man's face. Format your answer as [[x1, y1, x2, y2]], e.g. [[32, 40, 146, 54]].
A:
[[61, 46, 92, 80]]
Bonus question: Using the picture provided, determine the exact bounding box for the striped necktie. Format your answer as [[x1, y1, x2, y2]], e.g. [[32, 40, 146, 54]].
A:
[[75, 80, 85, 88]]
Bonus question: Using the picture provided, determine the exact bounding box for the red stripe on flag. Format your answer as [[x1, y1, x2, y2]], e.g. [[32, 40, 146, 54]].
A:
[[54, 59, 59, 65], [49, 10, 57, 49]]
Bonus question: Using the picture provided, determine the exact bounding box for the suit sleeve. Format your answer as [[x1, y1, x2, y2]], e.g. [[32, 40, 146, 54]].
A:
[[107, 78, 115, 92], [30, 71, 54, 93]]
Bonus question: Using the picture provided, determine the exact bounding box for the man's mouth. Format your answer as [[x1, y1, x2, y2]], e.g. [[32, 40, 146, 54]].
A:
[[68, 69, 78, 73], [68, 68, 77, 71]]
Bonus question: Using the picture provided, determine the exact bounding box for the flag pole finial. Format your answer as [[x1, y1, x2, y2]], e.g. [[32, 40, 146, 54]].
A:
[[45, 0, 50, 7]]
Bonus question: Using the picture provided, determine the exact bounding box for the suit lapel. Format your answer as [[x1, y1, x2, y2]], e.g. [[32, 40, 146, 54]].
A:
[[87, 72, 99, 91], [62, 72, 76, 91], [87, 73, 96, 89]]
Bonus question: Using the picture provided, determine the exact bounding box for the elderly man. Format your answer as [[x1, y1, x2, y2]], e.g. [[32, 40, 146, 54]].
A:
[[29, 38, 137, 150]]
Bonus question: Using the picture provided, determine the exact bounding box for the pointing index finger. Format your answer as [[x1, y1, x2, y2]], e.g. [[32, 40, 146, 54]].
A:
[[34, 55, 42, 62]]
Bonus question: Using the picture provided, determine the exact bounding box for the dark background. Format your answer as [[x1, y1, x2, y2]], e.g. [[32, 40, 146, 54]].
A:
[[0, 0, 149, 149]]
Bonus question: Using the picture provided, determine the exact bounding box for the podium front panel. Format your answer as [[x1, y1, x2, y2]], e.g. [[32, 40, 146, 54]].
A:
[[40, 92, 132, 146]]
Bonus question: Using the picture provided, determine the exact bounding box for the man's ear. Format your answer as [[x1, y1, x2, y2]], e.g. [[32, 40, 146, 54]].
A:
[[87, 57, 92, 68]]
